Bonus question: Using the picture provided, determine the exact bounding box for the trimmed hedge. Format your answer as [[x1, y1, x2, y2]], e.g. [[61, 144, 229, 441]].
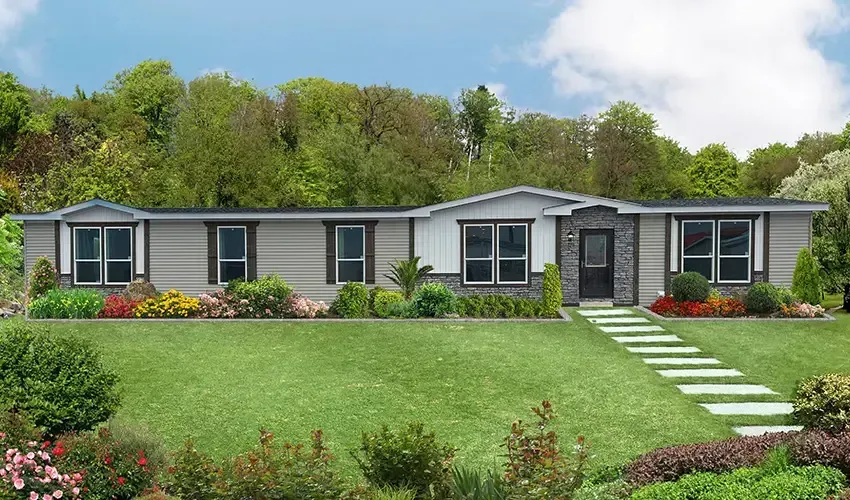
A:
[[745, 282, 783, 314], [456, 295, 550, 318], [792, 248, 822, 305], [412, 283, 457, 317], [793, 374, 850, 432], [671, 272, 711, 302], [542, 263, 562, 316]]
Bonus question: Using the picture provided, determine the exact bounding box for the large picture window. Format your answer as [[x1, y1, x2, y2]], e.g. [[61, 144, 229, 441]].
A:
[[718, 220, 751, 283], [105, 228, 132, 284], [681, 221, 715, 282], [463, 222, 530, 285], [337, 226, 365, 284], [218, 226, 247, 285], [74, 227, 102, 284]]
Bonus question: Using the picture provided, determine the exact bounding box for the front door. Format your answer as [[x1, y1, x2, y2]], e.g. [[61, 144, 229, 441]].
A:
[[579, 229, 614, 299]]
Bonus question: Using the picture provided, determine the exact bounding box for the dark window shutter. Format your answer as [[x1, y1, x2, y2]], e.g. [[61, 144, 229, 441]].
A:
[[206, 223, 218, 285], [365, 223, 376, 284], [246, 223, 258, 281], [325, 224, 336, 284]]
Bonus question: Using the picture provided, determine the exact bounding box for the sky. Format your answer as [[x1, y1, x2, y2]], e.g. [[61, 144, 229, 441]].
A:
[[2, 0, 850, 157]]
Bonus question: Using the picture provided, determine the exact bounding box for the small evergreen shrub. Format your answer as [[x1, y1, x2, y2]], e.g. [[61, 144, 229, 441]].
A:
[[745, 282, 782, 314], [332, 282, 370, 318], [542, 263, 562, 315], [412, 282, 457, 317], [353, 422, 455, 498], [28, 288, 105, 319], [386, 299, 418, 318], [27, 256, 57, 301], [0, 323, 120, 435], [373, 289, 404, 318], [792, 248, 822, 305], [456, 295, 549, 318], [227, 274, 294, 317], [793, 374, 850, 432], [369, 286, 387, 311], [671, 272, 711, 302]]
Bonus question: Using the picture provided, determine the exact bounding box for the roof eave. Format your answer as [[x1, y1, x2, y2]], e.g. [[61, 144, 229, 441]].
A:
[[620, 203, 830, 214]]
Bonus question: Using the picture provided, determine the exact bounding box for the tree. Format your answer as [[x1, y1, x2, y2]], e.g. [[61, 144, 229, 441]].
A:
[[108, 60, 186, 145], [592, 101, 662, 199], [687, 143, 740, 197], [653, 136, 692, 198], [777, 150, 850, 309], [457, 85, 501, 172], [796, 132, 841, 166], [0, 72, 31, 156], [792, 248, 822, 305], [741, 142, 799, 196]]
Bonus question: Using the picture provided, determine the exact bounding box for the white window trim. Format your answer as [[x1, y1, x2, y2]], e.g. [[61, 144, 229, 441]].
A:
[[717, 219, 752, 284], [218, 226, 247, 286], [74, 226, 102, 285], [464, 224, 495, 284], [681, 220, 715, 283], [336, 225, 366, 284], [104, 227, 133, 285], [496, 223, 528, 284]]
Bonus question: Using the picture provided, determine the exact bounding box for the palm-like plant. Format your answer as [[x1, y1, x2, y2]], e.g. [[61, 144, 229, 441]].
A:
[[384, 257, 434, 299]]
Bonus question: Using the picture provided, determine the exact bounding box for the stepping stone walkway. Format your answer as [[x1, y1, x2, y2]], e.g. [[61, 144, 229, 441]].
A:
[[575, 306, 797, 437]]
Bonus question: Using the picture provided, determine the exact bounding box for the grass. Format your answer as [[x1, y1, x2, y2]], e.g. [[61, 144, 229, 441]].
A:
[[39, 319, 731, 480], [822, 293, 845, 310]]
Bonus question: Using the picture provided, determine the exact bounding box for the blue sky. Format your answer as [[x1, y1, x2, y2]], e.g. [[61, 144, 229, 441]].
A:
[[3, 0, 850, 155], [4, 0, 566, 114]]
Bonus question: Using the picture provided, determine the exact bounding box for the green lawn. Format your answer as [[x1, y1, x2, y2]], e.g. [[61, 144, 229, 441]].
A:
[[40, 319, 731, 480]]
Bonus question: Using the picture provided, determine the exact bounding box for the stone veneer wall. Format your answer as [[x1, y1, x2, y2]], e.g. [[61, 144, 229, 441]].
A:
[[559, 207, 636, 305], [425, 273, 544, 299], [669, 271, 765, 297], [59, 274, 129, 296]]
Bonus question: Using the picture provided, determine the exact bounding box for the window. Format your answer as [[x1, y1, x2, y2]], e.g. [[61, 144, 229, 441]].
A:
[[584, 234, 607, 267], [105, 228, 132, 284], [218, 226, 247, 285], [464, 224, 494, 284], [337, 226, 365, 284], [74, 227, 101, 284], [497, 224, 528, 284], [681, 221, 715, 282], [463, 222, 530, 285], [718, 220, 751, 283]]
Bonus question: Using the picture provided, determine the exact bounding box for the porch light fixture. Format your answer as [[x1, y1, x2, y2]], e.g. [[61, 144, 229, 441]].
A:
[[566, 230, 575, 241]]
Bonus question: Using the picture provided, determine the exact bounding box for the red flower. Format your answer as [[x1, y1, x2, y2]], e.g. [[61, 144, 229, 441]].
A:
[[118, 477, 126, 486], [137, 456, 147, 466]]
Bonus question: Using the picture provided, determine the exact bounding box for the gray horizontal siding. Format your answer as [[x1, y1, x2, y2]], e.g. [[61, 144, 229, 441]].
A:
[[768, 212, 812, 287], [24, 221, 56, 283], [257, 219, 408, 303], [638, 214, 666, 305], [148, 221, 211, 297]]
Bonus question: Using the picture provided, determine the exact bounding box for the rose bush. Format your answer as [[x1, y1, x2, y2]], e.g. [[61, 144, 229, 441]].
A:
[[0, 434, 83, 499]]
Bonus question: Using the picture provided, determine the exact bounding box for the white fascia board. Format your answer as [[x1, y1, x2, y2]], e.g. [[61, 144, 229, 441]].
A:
[[143, 212, 412, 220], [619, 203, 829, 214], [543, 202, 591, 216], [10, 214, 62, 221], [54, 199, 150, 218]]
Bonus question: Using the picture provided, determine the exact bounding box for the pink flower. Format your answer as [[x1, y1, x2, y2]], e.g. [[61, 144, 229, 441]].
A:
[[30, 492, 39, 500], [13, 477, 24, 489], [72, 487, 79, 495], [53, 490, 63, 498]]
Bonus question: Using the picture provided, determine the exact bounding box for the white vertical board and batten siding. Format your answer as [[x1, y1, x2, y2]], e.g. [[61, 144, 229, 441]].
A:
[[669, 213, 764, 273], [256, 220, 408, 302], [768, 212, 811, 286], [413, 192, 560, 274], [148, 221, 210, 297], [638, 214, 666, 305], [63, 206, 136, 223], [63, 206, 143, 276], [24, 221, 55, 279]]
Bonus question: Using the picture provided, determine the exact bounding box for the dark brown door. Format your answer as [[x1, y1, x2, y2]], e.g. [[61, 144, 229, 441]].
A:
[[579, 229, 614, 299]]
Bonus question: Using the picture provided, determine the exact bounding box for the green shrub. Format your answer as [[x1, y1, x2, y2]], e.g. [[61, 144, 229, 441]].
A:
[[369, 285, 387, 311], [28, 288, 105, 319], [542, 262, 562, 315], [452, 466, 507, 500], [776, 287, 797, 306], [166, 439, 221, 500], [368, 486, 418, 500], [745, 282, 782, 314], [630, 463, 845, 500], [353, 422, 455, 498], [792, 248, 822, 305], [373, 289, 404, 318], [456, 295, 548, 318], [384, 257, 434, 299], [27, 256, 57, 301], [0, 409, 41, 448], [413, 282, 457, 317], [227, 274, 294, 317], [671, 272, 711, 302], [386, 299, 418, 318], [0, 323, 120, 435], [332, 282, 370, 318], [793, 374, 850, 432]]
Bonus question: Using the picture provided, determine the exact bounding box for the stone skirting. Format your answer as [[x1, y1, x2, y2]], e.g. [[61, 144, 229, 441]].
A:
[[59, 274, 125, 295], [424, 273, 544, 299], [559, 207, 636, 305]]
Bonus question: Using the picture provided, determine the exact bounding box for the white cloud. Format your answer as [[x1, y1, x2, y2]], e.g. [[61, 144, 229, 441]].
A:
[[529, 0, 850, 157], [484, 82, 508, 102], [0, 0, 38, 44]]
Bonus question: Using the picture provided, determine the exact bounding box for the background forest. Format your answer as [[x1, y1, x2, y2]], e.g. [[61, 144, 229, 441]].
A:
[[1, 60, 849, 301]]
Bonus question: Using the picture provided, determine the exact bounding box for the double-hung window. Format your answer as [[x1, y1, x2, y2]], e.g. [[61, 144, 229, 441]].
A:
[[218, 226, 247, 285], [105, 228, 132, 284], [74, 227, 102, 285], [681, 221, 715, 282], [718, 220, 751, 283], [463, 222, 529, 285], [337, 226, 365, 283]]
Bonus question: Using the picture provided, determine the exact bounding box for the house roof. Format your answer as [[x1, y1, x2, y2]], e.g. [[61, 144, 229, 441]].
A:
[[141, 205, 418, 214], [635, 197, 819, 208]]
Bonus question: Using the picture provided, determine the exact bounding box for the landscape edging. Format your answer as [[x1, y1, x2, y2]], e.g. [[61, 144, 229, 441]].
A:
[[635, 305, 836, 322]]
